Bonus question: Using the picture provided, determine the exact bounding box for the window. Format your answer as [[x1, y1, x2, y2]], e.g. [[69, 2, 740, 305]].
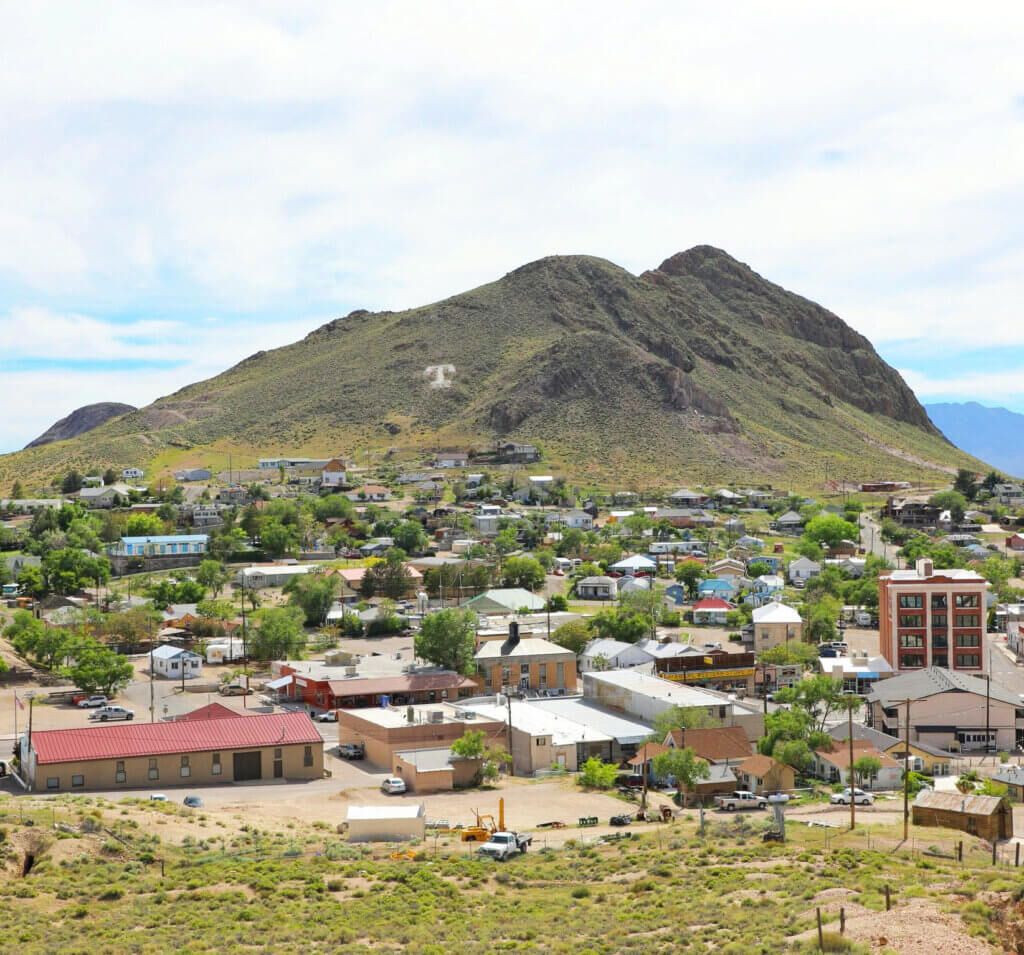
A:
[[933, 654, 948, 668], [303, 745, 313, 768], [956, 633, 980, 648], [274, 748, 282, 759], [212, 753, 222, 776], [955, 594, 979, 609], [900, 652, 925, 668], [955, 614, 979, 628], [520, 664, 530, 677], [932, 614, 948, 629], [538, 667, 547, 688], [899, 595, 923, 609], [180, 756, 191, 778], [115, 761, 126, 784], [46, 777, 60, 790], [899, 615, 923, 628], [932, 633, 948, 649], [72, 775, 84, 788], [501, 666, 511, 685], [148, 759, 159, 781], [956, 653, 980, 668], [536, 738, 546, 747], [900, 634, 924, 648], [170, 661, 178, 671], [931, 595, 947, 610], [557, 662, 565, 687]]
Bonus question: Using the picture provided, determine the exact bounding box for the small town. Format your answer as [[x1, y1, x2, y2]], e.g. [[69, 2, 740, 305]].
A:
[[2, 454, 1024, 949]]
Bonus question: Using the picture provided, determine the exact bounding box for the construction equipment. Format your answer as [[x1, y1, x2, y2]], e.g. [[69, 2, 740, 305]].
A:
[[461, 798, 505, 842], [389, 849, 418, 861]]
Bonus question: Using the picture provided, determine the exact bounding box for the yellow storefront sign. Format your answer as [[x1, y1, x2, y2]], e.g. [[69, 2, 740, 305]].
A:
[[661, 668, 754, 682]]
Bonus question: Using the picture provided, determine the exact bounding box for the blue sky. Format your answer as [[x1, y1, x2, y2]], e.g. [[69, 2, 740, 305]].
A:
[[2, 2, 1024, 452]]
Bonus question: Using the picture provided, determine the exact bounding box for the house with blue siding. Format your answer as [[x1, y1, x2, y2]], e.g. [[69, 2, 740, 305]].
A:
[[112, 535, 209, 557], [697, 578, 737, 601]]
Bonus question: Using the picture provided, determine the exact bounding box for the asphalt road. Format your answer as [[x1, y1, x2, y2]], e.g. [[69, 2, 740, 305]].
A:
[[859, 513, 898, 564]]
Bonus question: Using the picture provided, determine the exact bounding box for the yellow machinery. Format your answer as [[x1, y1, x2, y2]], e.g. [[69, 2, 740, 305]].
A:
[[460, 798, 505, 842]]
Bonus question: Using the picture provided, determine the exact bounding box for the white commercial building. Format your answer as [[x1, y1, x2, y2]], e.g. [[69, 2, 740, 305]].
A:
[[345, 804, 425, 842], [237, 564, 315, 589]]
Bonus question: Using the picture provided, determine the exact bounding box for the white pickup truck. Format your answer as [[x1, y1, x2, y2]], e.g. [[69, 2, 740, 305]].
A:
[[714, 790, 768, 811], [478, 831, 532, 860]]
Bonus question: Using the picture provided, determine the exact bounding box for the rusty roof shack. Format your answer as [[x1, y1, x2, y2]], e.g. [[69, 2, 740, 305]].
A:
[[912, 791, 1013, 842]]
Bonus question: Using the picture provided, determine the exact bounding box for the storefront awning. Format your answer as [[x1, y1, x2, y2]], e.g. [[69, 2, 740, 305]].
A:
[[265, 676, 293, 690]]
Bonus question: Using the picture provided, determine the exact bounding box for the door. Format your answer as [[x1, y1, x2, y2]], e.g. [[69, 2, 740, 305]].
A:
[[232, 751, 262, 781]]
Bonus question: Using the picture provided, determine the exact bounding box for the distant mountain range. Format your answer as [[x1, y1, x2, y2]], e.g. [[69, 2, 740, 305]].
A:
[[0, 246, 989, 490], [24, 402, 136, 449], [925, 402, 1024, 478]]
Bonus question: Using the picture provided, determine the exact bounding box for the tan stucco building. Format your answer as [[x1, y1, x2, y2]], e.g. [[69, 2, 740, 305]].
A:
[[752, 602, 803, 652], [392, 748, 482, 792], [474, 635, 577, 694]]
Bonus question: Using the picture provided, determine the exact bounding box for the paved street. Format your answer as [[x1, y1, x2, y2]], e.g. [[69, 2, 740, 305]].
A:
[[859, 513, 899, 564]]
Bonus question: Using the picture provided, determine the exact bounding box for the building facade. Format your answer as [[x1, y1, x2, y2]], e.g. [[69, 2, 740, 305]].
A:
[[878, 559, 989, 674]]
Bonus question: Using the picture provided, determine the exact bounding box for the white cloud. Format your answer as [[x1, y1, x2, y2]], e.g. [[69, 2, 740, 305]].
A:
[[899, 368, 1024, 405], [1, 2, 1024, 444]]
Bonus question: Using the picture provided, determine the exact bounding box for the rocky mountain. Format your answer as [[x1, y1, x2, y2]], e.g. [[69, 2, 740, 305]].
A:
[[0, 247, 986, 488], [925, 402, 1024, 478], [24, 402, 136, 449]]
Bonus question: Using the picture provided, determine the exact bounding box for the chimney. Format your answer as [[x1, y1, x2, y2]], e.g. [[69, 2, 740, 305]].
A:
[[505, 621, 520, 650], [916, 557, 933, 578]]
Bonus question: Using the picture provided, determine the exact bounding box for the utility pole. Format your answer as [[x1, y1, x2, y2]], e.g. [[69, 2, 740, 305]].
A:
[[848, 704, 856, 831], [241, 588, 248, 710], [149, 647, 155, 722], [505, 691, 514, 777], [904, 699, 911, 840]]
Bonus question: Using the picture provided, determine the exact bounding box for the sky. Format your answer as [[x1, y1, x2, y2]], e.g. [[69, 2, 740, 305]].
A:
[[2, 2, 1024, 452]]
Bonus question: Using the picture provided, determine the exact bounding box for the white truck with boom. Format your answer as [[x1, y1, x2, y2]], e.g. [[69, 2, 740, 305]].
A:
[[478, 831, 532, 860]]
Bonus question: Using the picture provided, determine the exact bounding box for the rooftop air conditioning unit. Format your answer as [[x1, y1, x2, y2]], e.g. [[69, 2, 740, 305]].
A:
[[343, 666, 358, 677], [428, 710, 444, 724]]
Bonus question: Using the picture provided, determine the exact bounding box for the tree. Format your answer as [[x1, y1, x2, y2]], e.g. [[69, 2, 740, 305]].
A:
[[501, 555, 545, 591], [249, 607, 307, 661], [450, 729, 510, 782], [260, 519, 299, 558], [653, 747, 711, 807], [758, 642, 818, 667], [547, 594, 568, 612], [103, 607, 161, 651], [793, 537, 824, 561], [361, 552, 414, 600], [930, 490, 967, 525], [982, 470, 1004, 493], [146, 578, 206, 605], [196, 599, 236, 620], [66, 644, 134, 695], [747, 561, 771, 580], [4, 611, 69, 667], [392, 520, 428, 554], [853, 755, 882, 789], [551, 620, 591, 655], [10, 480, 24, 499], [772, 738, 813, 773], [774, 675, 849, 735], [283, 572, 340, 627], [673, 560, 705, 598], [42, 549, 111, 595], [414, 608, 477, 675], [102, 468, 118, 486], [195, 559, 229, 596], [953, 468, 977, 500], [17, 565, 47, 598], [803, 514, 860, 549], [577, 757, 618, 789], [648, 705, 720, 743], [804, 595, 841, 642], [61, 470, 83, 494], [588, 607, 653, 644], [493, 528, 519, 566]]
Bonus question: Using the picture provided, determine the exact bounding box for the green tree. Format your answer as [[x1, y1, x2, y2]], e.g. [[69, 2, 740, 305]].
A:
[[747, 561, 771, 580], [146, 578, 206, 605], [547, 594, 569, 612], [249, 606, 307, 660], [196, 599, 236, 620], [772, 738, 813, 773], [653, 747, 711, 806], [953, 468, 977, 500], [260, 519, 299, 558], [17, 565, 47, 598], [10, 480, 24, 499], [793, 537, 824, 561], [758, 642, 818, 667], [501, 555, 546, 591], [414, 608, 477, 676], [122, 512, 169, 538], [577, 757, 618, 789], [103, 607, 161, 651], [930, 490, 967, 524], [551, 620, 591, 655], [853, 754, 882, 789], [648, 705, 719, 742], [392, 520, 428, 554], [805, 595, 841, 642], [42, 549, 111, 595], [361, 551, 414, 599], [588, 607, 652, 644], [673, 560, 705, 598], [284, 572, 341, 627], [67, 644, 134, 695], [775, 675, 853, 735], [61, 470, 83, 494], [803, 514, 859, 549], [195, 559, 230, 596], [450, 729, 510, 782]]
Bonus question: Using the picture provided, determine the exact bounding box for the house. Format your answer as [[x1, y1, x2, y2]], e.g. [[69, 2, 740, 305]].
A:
[[461, 588, 547, 615], [1008, 534, 1024, 552], [735, 754, 796, 795], [345, 804, 426, 842], [348, 485, 390, 502], [110, 534, 208, 560], [692, 598, 733, 625], [337, 702, 505, 766], [827, 722, 953, 777], [775, 510, 804, 534], [321, 459, 347, 488], [881, 496, 941, 527], [747, 554, 782, 573], [434, 452, 469, 468], [655, 508, 715, 529], [663, 726, 752, 765], [584, 669, 764, 743], [710, 558, 746, 582], [751, 602, 803, 652], [150, 645, 202, 680], [696, 578, 737, 602], [664, 584, 687, 606], [580, 638, 654, 672], [866, 666, 1024, 754], [788, 557, 821, 583], [122, 467, 144, 480], [737, 535, 765, 551], [877, 558, 989, 673], [21, 711, 323, 792], [993, 483, 1024, 507], [610, 554, 657, 575], [712, 489, 744, 507], [237, 564, 314, 589], [391, 747, 482, 793], [576, 575, 618, 601], [474, 634, 577, 694], [79, 486, 123, 508], [174, 469, 212, 482], [669, 488, 706, 506], [724, 519, 746, 537], [752, 574, 785, 596], [560, 509, 594, 530], [497, 442, 540, 463], [992, 764, 1024, 802], [811, 740, 902, 790], [818, 655, 894, 696], [912, 791, 1012, 841]]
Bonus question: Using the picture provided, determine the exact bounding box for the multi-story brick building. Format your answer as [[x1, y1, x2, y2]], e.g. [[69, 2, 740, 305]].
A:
[[878, 558, 989, 674]]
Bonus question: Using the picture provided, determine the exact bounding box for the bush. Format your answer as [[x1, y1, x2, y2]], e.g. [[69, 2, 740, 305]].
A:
[[571, 886, 591, 898], [577, 757, 618, 789]]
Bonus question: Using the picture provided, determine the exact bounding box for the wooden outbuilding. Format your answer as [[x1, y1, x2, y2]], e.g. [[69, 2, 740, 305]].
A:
[[912, 791, 1013, 842]]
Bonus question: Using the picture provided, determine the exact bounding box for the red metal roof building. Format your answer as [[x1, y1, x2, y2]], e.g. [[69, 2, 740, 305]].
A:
[[24, 712, 323, 792]]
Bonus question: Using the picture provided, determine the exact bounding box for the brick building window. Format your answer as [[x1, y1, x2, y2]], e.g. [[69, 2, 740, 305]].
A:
[[955, 653, 980, 668], [899, 595, 923, 609]]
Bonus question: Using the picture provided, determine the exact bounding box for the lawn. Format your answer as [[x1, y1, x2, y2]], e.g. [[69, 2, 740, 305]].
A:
[[0, 793, 1016, 953]]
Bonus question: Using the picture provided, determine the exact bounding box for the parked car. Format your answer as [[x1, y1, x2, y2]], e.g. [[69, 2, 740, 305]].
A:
[[478, 831, 531, 860], [830, 788, 874, 806], [714, 791, 768, 811], [89, 705, 134, 722], [76, 695, 108, 708], [183, 796, 203, 808], [219, 684, 251, 696], [150, 793, 167, 802], [316, 710, 338, 723], [338, 743, 365, 760], [381, 777, 407, 795]]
